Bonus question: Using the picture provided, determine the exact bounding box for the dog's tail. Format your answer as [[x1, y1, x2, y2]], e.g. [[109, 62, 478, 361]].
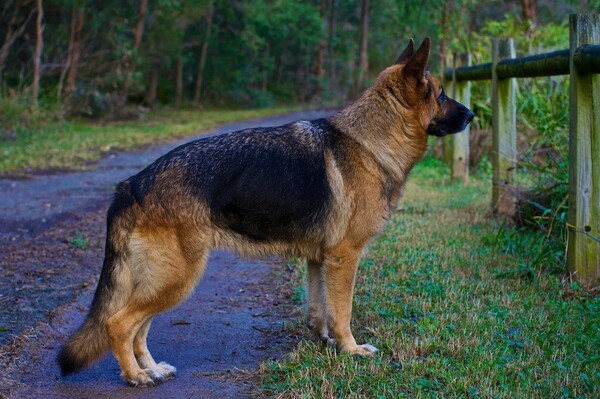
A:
[[58, 182, 137, 375]]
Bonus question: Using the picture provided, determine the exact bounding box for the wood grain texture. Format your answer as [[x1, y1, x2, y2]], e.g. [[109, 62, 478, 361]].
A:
[[491, 38, 517, 218], [568, 14, 600, 287], [452, 52, 471, 184]]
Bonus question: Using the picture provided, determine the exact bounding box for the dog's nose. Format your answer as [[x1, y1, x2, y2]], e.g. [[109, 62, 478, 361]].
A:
[[466, 110, 475, 123]]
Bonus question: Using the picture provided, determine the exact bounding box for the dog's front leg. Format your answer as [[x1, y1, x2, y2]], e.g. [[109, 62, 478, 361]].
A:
[[307, 260, 333, 345], [322, 246, 378, 356]]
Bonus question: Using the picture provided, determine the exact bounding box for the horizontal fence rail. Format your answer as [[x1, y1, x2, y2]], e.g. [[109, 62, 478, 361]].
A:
[[575, 44, 600, 73], [497, 49, 570, 78], [442, 14, 599, 288], [444, 62, 492, 81], [444, 44, 600, 81]]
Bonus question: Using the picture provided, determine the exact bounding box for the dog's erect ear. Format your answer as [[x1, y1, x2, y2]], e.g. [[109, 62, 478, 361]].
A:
[[395, 39, 415, 65], [404, 37, 431, 79]]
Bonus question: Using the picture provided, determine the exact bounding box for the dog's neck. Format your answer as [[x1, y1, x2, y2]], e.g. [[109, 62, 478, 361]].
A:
[[330, 86, 429, 184]]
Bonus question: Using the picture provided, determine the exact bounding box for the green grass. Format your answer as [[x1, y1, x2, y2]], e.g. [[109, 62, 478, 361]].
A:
[[70, 230, 90, 250], [0, 106, 297, 175], [259, 157, 599, 399]]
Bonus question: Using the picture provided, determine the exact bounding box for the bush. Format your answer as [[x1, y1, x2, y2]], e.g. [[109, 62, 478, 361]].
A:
[[64, 86, 113, 119], [0, 93, 64, 141]]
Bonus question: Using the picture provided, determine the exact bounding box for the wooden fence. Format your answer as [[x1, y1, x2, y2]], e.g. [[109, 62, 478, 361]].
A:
[[443, 14, 599, 287]]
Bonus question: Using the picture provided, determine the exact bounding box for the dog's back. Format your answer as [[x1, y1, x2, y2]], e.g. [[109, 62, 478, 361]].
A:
[[130, 120, 335, 243]]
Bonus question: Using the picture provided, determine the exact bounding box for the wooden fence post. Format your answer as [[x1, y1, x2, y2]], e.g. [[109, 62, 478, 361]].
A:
[[443, 52, 454, 166], [491, 38, 517, 218], [451, 52, 471, 183], [568, 14, 600, 287]]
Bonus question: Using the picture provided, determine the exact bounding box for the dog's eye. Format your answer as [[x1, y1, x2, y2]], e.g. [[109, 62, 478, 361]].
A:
[[438, 90, 447, 103]]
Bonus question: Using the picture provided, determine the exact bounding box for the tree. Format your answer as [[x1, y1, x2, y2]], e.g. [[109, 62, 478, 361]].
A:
[[32, 0, 43, 108], [309, 0, 328, 100], [57, 4, 85, 98], [193, 0, 214, 106], [175, 54, 183, 106], [0, 1, 34, 84], [147, 65, 158, 104], [0, 0, 579, 112], [121, 0, 149, 104], [65, 6, 84, 93], [439, 0, 455, 72], [328, 0, 339, 90], [520, 0, 538, 26], [352, 0, 369, 97]]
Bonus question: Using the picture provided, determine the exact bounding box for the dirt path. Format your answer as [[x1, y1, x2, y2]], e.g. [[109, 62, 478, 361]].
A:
[[0, 110, 333, 399]]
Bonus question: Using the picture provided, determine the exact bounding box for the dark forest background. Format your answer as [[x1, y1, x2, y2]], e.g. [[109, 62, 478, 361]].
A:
[[1, 0, 598, 117]]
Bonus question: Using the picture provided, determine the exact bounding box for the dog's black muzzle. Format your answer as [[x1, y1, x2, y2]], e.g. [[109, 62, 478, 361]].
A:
[[427, 100, 475, 137]]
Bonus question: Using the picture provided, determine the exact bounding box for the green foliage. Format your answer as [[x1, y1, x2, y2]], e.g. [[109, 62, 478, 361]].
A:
[[451, 16, 570, 131], [516, 74, 569, 237], [0, 94, 64, 140], [70, 231, 90, 250], [65, 86, 115, 118], [204, 0, 324, 106], [0, 0, 594, 109]]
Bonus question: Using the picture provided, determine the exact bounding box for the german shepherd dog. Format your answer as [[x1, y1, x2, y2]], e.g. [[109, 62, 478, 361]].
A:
[[58, 38, 473, 386]]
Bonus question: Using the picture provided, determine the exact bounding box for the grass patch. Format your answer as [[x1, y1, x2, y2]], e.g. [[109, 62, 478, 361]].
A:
[[70, 230, 90, 250], [259, 156, 599, 398], [0, 106, 297, 175]]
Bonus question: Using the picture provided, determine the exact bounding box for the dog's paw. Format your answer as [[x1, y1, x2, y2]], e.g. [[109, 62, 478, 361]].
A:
[[346, 343, 379, 357], [125, 368, 168, 387], [155, 362, 177, 379], [307, 320, 334, 346], [309, 328, 334, 345], [313, 333, 335, 346]]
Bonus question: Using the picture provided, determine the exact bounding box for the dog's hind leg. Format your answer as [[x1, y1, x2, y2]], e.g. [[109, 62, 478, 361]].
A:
[[106, 225, 210, 386], [307, 260, 333, 345], [107, 273, 206, 386], [107, 304, 160, 386], [133, 318, 177, 379], [322, 245, 378, 356]]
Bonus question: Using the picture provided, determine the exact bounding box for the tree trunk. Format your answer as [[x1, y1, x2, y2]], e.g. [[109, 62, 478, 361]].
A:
[[0, 1, 33, 85], [260, 43, 269, 95], [32, 0, 43, 108], [520, 0, 537, 26], [438, 0, 454, 73], [58, 6, 85, 98], [147, 65, 158, 104], [175, 55, 183, 106], [132, 0, 147, 50], [66, 8, 84, 93], [121, 0, 149, 104], [275, 52, 284, 85], [352, 0, 369, 97], [193, 1, 214, 106], [309, 0, 327, 101], [328, 0, 338, 90]]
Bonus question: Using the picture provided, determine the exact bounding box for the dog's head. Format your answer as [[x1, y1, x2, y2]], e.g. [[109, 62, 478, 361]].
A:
[[382, 38, 474, 137]]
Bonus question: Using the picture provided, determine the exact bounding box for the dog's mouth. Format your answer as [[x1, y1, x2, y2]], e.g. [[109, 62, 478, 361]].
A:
[[427, 109, 475, 137], [427, 122, 467, 137]]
